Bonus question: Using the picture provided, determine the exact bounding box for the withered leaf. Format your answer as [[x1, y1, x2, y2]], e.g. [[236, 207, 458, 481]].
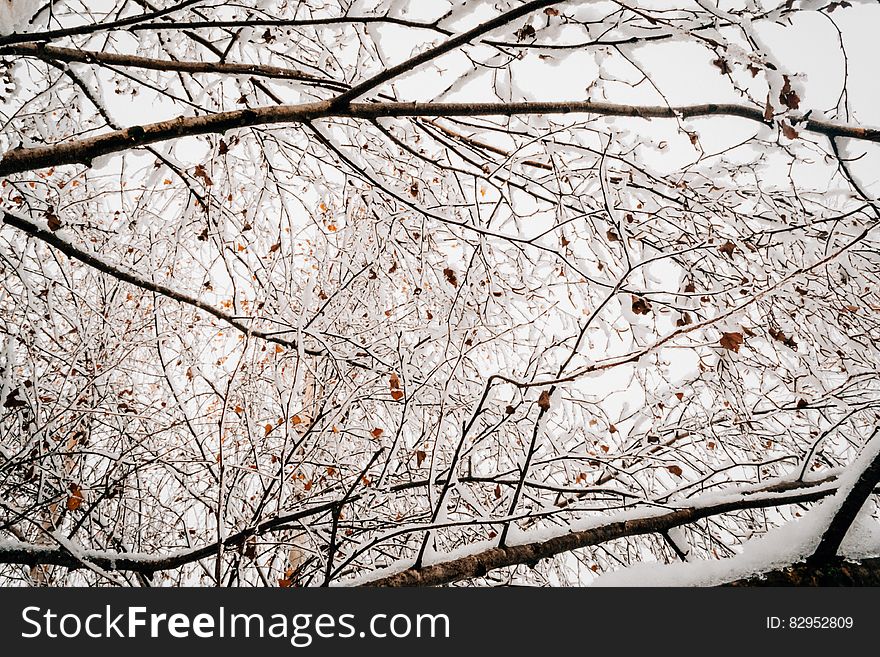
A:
[[631, 295, 652, 315], [537, 390, 551, 411], [763, 94, 774, 121], [667, 465, 683, 477], [193, 164, 213, 186], [779, 75, 800, 110], [712, 57, 731, 75], [44, 209, 62, 231], [781, 121, 799, 140], [515, 23, 536, 41], [443, 267, 458, 287], [718, 241, 737, 258], [719, 331, 744, 352], [769, 327, 798, 351], [415, 450, 426, 467], [66, 483, 84, 511]]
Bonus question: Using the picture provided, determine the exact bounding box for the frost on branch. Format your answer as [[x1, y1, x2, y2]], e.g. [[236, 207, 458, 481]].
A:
[[0, 0, 879, 587]]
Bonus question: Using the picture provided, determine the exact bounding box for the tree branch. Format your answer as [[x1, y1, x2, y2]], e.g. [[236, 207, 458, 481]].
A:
[[0, 43, 348, 90], [0, 475, 839, 577], [1, 211, 324, 357], [3, 101, 878, 178], [362, 476, 838, 586], [807, 427, 880, 565]]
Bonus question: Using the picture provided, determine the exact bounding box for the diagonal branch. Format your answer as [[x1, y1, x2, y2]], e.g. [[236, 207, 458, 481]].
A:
[[1, 211, 323, 356], [328, 0, 563, 107], [807, 426, 880, 565]]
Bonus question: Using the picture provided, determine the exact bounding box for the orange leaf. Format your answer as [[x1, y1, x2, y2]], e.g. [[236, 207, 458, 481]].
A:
[[370, 428, 383, 439], [66, 484, 83, 511], [389, 373, 401, 390], [291, 415, 302, 425], [264, 423, 273, 436], [391, 390, 404, 401]]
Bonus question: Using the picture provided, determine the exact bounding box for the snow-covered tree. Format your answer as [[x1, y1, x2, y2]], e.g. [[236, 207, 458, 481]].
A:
[[1, 0, 878, 586]]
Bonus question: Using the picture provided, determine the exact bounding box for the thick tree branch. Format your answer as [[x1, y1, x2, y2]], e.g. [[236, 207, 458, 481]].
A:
[[807, 427, 880, 565], [725, 556, 880, 586], [363, 476, 838, 587], [0, 475, 839, 577], [2, 100, 879, 178]]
